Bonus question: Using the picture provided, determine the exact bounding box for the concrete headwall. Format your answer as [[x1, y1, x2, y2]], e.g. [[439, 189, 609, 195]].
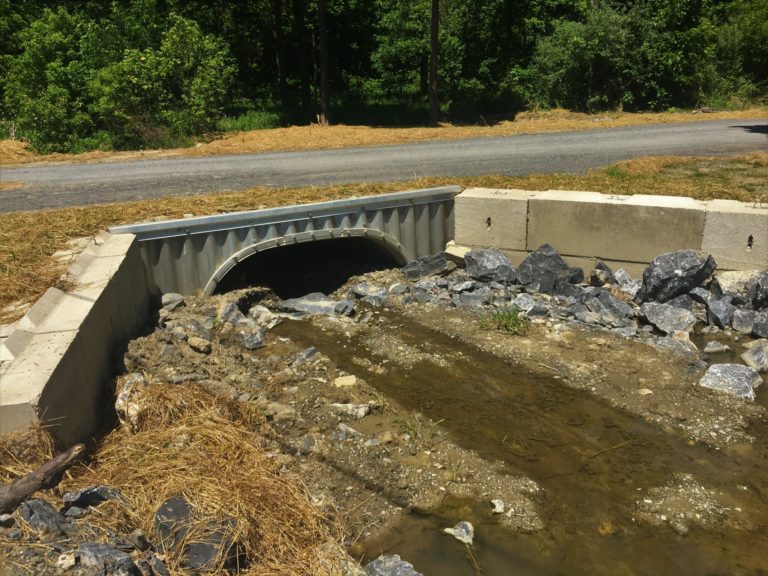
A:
[[455, 189, 767, 275], [0, 233, 150, 446]]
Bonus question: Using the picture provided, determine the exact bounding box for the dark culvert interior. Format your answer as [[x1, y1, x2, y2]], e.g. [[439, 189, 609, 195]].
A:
[[212, 237, 404, 298]]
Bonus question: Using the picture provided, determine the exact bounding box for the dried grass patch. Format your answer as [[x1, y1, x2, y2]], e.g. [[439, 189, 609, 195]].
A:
[[0, 426, 55, 484], [57, 381, 337, 576], [2, 107, 765, 166]]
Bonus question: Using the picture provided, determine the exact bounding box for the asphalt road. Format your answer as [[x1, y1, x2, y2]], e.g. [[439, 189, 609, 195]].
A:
[[1, 118, 766, 213]]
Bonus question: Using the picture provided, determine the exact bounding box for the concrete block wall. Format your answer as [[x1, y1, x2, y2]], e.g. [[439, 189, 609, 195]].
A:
[[455, 188, 767, 274], [0, 233, 150, 446]]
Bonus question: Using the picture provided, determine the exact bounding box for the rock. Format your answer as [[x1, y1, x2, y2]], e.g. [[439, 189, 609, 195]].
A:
[[443, 520, 474, 545], [239, 327, 266, 350], [640, 302, 697, 335], [330, 403, 371, 419], [450, 280, 475, 293], [706, 298, 735, 329], [364, 554, 423, 576], [19, 499, 70, 536], [651, 335, 699, 358], [741, 341, 768, 373], [362, 294, 389, 307], [698, 364, 761, 401], [559, 266, 585, 285], [753, 312, 768, 338], [458, 292, 486, 307], [248, 305, 282, 329], [590, 292, 634, 322], [188, 336, 212, 354], [553, 279, 587, 301], [334, 375, 358, 387], [333, 423, 362, 441], [388, 283, 408, 295], [182, 518, 242, 571], [0, 514, 14, 528], [168, 318, 212, 342], [589, 260, 617, 286], [353, 282, 387, 299], [280, 293, 355, 316], [490, 499, 505, 514], [219, 302, 245, 326], [62, 485, 123, 510], [56, 551, 77, 571], [161, 293, 185, 311], [292, 347, 318, 368], [637, 250, 716, 303], [614, 268, 641, 299], [265, 402, 298, 422], [77, 542, 140, 575], [732, 309, 757, 334], [700, 325, 720, 335], [712, 270, 762, 306], [666, 294, 694, 311], [464, 248, 516, 283], [155, 495, 192, 551], [146, 551, 171, 576], [402, 253, 456, 281], [517, 244, 569, 294], [115, 372, 146, 433], [703, 341, 730, 354], [754, 272, 768, 310], [688, 287, 711, 305]]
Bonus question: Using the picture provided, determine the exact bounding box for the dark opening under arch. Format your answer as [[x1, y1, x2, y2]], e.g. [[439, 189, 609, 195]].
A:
[[212, 237, 406, 298]]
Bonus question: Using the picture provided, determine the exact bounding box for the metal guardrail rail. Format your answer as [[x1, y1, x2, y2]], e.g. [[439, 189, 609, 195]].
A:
[[110, 185, 461, 296]]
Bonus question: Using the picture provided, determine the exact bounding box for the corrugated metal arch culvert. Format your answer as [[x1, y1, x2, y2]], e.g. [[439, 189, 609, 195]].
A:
[[202, 227, 409, 296]]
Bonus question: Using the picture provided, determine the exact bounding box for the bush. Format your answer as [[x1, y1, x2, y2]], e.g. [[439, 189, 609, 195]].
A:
[[219, 110, 281, 132]]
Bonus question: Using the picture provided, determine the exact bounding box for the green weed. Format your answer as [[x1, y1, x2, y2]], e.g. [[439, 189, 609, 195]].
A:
[[479, 307, 531, 335]]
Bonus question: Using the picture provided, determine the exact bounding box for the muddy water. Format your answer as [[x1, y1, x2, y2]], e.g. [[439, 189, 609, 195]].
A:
[[277, 316, 768, 576]]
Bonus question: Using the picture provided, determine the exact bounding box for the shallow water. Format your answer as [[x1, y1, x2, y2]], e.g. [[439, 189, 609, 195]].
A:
[[277, 315, 768, 576]]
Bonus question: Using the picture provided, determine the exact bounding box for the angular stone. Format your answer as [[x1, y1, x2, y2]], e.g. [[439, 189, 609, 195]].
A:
[[353, 282, 387, 299], [161, 293, 185, 311], [688, 287, 711, 305], [239, 327, 266, 350], [219, 302, 245, 326], [706, 298, 735, 329], [62, 485, 123, 510], [334, 375, 358, 387], [640, 302, 697, 335], [458, 292, 486, 307], [754, 272, 768, 310], [155, 495, 192, 551], [330, 403, 371, 419], [279, 293, 355, 316], [450, 280, 475, 293], [77, 543, 140, 575], [559, 266, 585, 285], [589, 260, 617, 287], [402, 253, 456, 281], [666, 294, 694, 311], [732, 309, 757, 334], [182, 518, 241, 571], [553, 279, 587, 301], [388, 283, 408, 295], [443, 520, 475, 545], [703, 340, 730, 354], [517, 244, 569, 294], [19, 499, 69, 536], [364, 554, 423, 576], [637, 250, 717, 303], [188, 336, 212, 354], [741, 341, 768, 373], [248, 305, 282, 329], [614, 269, 641, 299], [698, 364, 761, 401], [464, 248, 516, 283], [753, 312, 768, 338], [712, 270, 762, 306]]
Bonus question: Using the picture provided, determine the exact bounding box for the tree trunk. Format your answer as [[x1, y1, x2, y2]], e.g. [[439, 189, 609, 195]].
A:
[[0, 444, 85, 514], [293, 0, 311, 116], [317, 0, 330, 125], [272, 0, 287, 102], [429, 0, 439, 126]]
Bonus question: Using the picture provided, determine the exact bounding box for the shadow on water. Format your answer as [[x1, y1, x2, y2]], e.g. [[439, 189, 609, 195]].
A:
[[276, 314, 768, 576]]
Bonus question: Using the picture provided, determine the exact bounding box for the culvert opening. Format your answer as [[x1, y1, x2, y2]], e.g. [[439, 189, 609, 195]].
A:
[[212, 237, 405, 298]]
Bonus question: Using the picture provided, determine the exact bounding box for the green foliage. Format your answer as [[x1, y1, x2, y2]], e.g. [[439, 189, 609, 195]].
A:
[[479, 307, 531, 335], [219, 110, 282, 132]]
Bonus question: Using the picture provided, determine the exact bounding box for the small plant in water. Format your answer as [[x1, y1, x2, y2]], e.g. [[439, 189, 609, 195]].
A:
[[479, 307, 530, 335]]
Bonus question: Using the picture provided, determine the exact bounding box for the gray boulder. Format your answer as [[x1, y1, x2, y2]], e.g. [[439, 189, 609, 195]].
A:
[[688, 287, 711, 305], [640, 302, 697, 335], [753, 312, 768, 338], [402, 253, 456, 280], [19, 499, 70, 536], [77, 542, 141, 575], [741, 341, 768, 373], [614, 269, 641, 299], [732, 309, 757, 334], [62, 485, 123, 510], [161, 293, 185, 311], [666, 294, 694, 311], [637, 250, 716, 303], [279, 293, 355, 316], [712, 270, 762, 306], [517, 244, 569, 294], [754, 272, 768, 310], [698, 364, 761, 401], [353, 282, 387, 299], [464, 248, 516, 283], [364, 554, 423, 576], [706, 298, 735, 329]]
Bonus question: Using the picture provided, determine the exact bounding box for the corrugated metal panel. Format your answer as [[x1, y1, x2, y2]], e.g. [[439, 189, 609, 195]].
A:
[[109, 186, 461, 295]]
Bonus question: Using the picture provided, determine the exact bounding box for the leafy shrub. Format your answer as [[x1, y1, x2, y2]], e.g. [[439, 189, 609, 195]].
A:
[[219, 110, 281, 132]]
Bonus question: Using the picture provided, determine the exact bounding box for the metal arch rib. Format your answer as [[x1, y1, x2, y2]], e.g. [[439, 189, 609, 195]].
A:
[[109, 186, 461, 240]]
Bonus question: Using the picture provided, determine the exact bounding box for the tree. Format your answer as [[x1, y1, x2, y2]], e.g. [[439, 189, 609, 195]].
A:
[[317, 0, 330, 124], [429, 0, 439, 124]]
